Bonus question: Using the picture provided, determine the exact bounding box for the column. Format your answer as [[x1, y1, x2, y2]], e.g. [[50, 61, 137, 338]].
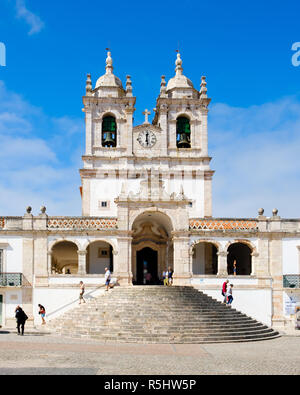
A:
[[173, 235, 192, 285], [114, 236, 133, 286], [77, 250, 87, 275], [47, 252, 52, 275], [217, 251, 228, 277]]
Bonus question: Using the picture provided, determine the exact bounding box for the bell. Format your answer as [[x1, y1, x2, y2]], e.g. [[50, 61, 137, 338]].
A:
[[177, 132, 191, 149], [102, 132, 116, 147]]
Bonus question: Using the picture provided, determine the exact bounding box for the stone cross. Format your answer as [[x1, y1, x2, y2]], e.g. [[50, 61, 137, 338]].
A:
[[143, 109, 151, 124]]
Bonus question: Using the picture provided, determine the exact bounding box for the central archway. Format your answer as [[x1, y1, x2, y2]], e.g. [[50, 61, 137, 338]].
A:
[[131, 211, 173, 285]]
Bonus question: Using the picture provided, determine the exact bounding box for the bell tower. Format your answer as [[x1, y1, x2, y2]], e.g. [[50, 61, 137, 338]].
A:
[[80, 50, 136, 216], [152, 52, 214, 217]]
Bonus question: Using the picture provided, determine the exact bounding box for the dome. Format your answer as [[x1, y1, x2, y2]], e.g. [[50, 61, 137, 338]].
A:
[[95, 73, 123, 89], [166, 52, 194, 91], [166, 74, 194, 91], [95, 51, 124, 89]]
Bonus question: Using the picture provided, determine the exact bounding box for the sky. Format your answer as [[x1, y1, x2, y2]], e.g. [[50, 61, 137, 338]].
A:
[[0, 0, 300, 218]]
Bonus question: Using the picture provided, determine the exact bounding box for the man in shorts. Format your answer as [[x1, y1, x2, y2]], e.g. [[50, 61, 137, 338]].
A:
[[105, 267, 113, 291]]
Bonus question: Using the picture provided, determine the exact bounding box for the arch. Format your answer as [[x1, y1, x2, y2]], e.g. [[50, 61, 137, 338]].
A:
[[190, 239, 222, 255], [226, 241, 253, 276], [224, 239, 257, 256], [51, 240, 79, 274], [192, 241, 219, 275], [176, 115, 191, 149], [48, 238, 81, 252], [102, 114, 117, 147], [131, 210, 174, 285], [130, 209, 174, 234], [85, 240, 114, 274], [82, 238, 118, 254]]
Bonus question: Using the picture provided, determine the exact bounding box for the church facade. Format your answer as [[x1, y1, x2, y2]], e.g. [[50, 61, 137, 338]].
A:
[[0, 52, 299, 331]]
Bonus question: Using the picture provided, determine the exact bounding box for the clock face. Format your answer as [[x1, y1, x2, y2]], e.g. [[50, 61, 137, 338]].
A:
[[137, 130, 157, 148]]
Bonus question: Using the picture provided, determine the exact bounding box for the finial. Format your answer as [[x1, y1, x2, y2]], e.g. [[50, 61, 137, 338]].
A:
[[86, 73, 92, 96], [175, 51, 183, 75], [126, 75, 133, 97], [200, 76, 207, 98], [258, 208, 264, 216], [272, 208, 279, 217], [40, 206, 46, 215], [26, 206, 32, 214], [160, 75, 167, 97], [105, 48, 113, 75]]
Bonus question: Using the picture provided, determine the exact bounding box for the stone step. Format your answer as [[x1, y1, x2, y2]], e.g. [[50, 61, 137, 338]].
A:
[[47, 286, 279, 344]]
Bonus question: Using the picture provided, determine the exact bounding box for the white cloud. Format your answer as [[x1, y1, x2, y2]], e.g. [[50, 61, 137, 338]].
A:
[[209, 96, 300, 218], [15, 0, 44, 35], [0, 81, 83, 216]]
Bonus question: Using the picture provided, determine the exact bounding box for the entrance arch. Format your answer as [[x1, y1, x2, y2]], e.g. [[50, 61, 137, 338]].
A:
[[131, 211, 173, 285]]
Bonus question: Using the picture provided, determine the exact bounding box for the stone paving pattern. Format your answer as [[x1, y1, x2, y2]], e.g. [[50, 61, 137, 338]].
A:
[[0, 330, 299, 375]]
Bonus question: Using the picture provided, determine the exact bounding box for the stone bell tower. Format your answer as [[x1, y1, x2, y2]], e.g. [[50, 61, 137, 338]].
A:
[[80, 50, 136, 216], [152, 52, 214, 218]]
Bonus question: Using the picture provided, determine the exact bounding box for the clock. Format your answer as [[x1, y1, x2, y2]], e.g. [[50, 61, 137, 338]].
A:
[[137, 130, 157, 148]]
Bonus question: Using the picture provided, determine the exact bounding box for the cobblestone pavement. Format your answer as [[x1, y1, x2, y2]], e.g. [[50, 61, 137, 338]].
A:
[[0, 330, 299, 375]]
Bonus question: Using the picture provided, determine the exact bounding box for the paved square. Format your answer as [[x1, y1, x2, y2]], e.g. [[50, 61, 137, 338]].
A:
[[0, 330, 299, 375]]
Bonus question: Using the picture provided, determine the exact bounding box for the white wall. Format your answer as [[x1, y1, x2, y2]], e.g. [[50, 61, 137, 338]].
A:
[[198, 288, 273, 327], [0, 236, 23, 273], [33, 286, 107, 325], [282, 238, 300, 274]]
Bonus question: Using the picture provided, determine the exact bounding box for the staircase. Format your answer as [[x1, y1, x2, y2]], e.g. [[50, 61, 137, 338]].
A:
[[47, 286, 280, 344]]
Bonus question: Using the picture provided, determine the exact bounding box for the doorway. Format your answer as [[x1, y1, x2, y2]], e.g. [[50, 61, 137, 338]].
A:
[[136, 248, 158, 285]]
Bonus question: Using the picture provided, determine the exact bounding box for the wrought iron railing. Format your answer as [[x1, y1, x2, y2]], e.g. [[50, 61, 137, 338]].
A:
[[283, 275, 300, 289], [0, 273, 22, 287]]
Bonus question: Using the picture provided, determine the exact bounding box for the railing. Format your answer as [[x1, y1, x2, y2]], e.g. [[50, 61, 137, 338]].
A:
[[283, 275, 300, 289], [190, 219, 258, 231], [47, 217, 118, 230], [0, 273, 22, 287], [0, 218, 4, 229]]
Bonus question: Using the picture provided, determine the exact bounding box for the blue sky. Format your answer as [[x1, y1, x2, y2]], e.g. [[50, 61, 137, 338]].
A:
[[0, 0, 300, 217]]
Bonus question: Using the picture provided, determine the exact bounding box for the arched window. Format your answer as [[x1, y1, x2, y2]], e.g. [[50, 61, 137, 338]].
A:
[[176, 116, 191, 148], [102, 116, 117, 148]]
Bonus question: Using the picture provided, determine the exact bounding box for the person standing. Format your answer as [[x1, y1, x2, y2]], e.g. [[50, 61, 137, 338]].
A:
[[162, 270, 168, 286], [167, 267, 174, 286], [104, 267, 112, 291], [15, 306, 28, 336], [226, 284, 234, 306], [233, 260, 237, 276], [222, 280, 229, 303], [79, 281, 86, 304], [38, 304, 46, 325]]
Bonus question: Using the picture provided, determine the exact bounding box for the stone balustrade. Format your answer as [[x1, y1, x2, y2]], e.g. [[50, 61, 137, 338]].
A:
[[190, 219, 258, 231], [47, 217, 118, 230]]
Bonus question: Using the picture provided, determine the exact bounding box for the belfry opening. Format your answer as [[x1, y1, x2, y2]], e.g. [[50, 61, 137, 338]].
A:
[[132, 211, 173, 285]]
